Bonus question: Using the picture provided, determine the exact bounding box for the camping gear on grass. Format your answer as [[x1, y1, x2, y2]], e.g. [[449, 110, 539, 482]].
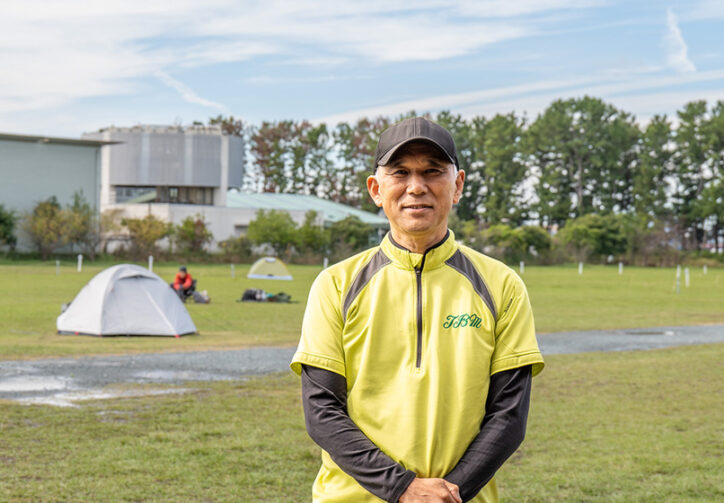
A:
[[247, 257, 293, 280], [57, 264, 196, 337], [192, 290, 211, 304], [239, 288, 292, 303]]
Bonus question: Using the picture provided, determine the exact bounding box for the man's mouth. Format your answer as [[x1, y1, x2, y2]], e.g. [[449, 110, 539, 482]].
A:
[[403, 204, 433, 210]]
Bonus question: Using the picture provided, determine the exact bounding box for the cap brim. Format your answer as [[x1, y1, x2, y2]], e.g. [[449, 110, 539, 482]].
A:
[[377, 136, 457, 168]]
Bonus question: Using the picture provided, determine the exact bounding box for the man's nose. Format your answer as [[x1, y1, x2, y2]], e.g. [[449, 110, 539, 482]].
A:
[[407, 173, 427, 194]]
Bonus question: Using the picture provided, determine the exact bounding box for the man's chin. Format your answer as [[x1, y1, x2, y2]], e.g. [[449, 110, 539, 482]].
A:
[[398, 220, 443, 236]]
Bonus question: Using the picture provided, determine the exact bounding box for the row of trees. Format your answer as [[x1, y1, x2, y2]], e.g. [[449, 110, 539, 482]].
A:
[[9, 193, 377, 263], [229, 97, 724, 254], [12, 192, 214, 260], [6, 192, 716, 266]]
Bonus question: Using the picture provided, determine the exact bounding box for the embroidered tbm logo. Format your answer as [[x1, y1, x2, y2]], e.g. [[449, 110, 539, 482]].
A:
[[443, 313, 482, 329]]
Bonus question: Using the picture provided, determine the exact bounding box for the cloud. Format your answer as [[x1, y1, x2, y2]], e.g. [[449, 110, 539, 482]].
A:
[[665, 8, 696, 73], [454, 0, 606, 18], [155, 72, 228, 112], [314, 68, 724, 124], [0, 0, 603, 114], [245, 75, 370, 85], [688, 0, 724, 20]]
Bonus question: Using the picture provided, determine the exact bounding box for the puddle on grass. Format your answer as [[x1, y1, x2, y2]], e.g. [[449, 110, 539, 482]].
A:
[[133, 370, 229, 382], [624, 330, 675, 336], [0, 376, 70, 393], [16, 388, 194, 408]]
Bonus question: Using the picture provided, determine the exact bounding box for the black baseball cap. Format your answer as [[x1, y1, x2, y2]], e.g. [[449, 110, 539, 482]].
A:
[[374, 117, 459, 170], [179, 266, 187, 272]]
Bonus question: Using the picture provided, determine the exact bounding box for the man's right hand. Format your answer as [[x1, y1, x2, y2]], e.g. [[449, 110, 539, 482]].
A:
[[399, 477, 462, 503]]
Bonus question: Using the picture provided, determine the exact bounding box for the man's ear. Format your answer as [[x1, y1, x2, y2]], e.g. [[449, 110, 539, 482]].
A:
[[367, 174, 383, 207], [453, 169, 465, 204]]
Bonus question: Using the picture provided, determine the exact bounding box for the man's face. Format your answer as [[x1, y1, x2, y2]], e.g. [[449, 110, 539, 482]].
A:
[[367, 142, 465, 241], [179, 271, 187, 279]]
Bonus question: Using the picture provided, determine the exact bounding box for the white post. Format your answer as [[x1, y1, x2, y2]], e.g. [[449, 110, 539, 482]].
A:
[[578, 262, 583, 275], [56, 260, 60, 275], [148, 255, 154, 272], [703, 265, 708, 275], [323, 257, 329, 269], [231, 263, 235, 278], [77, 254, 83, 272], [685, 267, 690, 288], [676, 265, 681, 294], [618, 262, 623, 275]]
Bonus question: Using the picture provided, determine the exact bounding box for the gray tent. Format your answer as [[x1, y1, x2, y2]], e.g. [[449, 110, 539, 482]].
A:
[[57, 264, 196, 337]]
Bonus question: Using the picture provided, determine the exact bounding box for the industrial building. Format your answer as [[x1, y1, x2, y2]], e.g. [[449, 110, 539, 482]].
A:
[[82, 124, 244, 209], [3, 124, 387, 253], [0, 132, 114, 250]]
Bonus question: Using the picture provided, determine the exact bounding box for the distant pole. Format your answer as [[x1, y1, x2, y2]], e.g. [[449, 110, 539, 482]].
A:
[[676, 265, 681, 294], [519, 261, 525, 274], [56, 260, 60, 275], [578, 262, 583, 275], [703, 265, 708, 275], [323, 257, 329, 269], [148, 255, 154, 272], [231, 263, 235, 278], [685, 267, 690, 288], [77, 254, 83, 272], [618, 262, 623, 275]]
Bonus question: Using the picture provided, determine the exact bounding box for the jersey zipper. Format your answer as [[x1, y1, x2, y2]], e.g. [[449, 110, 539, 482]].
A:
[[414, 253, 428, 369]]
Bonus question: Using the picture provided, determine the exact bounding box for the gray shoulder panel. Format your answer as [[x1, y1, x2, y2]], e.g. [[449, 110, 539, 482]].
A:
[[445, 250, 498, 319], [342, 249, 391, 322]]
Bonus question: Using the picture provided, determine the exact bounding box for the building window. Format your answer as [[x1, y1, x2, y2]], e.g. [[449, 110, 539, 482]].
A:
[[114, 186, 155, 203], [169, 187, 179, 202]]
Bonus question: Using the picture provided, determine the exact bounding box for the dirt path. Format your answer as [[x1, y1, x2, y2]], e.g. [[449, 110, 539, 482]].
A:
[[1, 325, 722, 406]]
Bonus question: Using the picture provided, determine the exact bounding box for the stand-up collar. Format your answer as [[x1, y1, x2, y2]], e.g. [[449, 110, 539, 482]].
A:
[[380, 229, 459, 271]]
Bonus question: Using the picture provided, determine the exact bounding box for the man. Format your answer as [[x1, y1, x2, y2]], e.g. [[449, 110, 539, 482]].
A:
[[291, 117, 544, 503], [171, 266, 195, 302]]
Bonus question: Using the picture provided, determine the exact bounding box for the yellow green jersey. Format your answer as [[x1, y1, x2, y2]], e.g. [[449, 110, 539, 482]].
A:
[[291, 230, 544, 502]]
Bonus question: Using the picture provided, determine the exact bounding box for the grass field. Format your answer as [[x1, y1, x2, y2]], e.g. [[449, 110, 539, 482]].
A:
[[2, 344, 722, 502], [1, 259, 723, 501], [1, 260, 723, 359]]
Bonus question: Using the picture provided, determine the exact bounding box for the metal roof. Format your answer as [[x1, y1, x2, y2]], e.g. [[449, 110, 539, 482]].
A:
[[226, 191, 389, 228], [0, 132, 118, 147]]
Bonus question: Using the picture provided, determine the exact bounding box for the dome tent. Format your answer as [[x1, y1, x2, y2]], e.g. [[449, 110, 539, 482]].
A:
[[57, 264, 196, 337], [247, 257, 293, 280]]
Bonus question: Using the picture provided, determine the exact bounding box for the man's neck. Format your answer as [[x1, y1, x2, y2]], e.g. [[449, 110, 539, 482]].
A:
[[389, 227, 448, 254]]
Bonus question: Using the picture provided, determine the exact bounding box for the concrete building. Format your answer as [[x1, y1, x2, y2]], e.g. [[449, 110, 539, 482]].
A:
[[2, 124, 387, 253], [113, 190, 388, 251], [0, 132, 114, 250], [84, 125, 387, 250], [82, 124, 244, 209]]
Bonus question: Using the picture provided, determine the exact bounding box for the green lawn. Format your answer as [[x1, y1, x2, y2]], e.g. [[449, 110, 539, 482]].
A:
[[1, 260, 723, 359], [1, 344, 722, 502]]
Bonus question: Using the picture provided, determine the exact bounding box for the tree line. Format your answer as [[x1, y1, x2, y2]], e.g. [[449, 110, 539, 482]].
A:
[[229, 97, 724, 259], [2, 192, 377, 264], [2, 96, 722, 267], [2, 192, 214, 261]]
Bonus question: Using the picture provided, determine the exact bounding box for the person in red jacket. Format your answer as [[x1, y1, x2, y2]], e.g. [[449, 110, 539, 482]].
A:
[[171, 266, 196, 302]]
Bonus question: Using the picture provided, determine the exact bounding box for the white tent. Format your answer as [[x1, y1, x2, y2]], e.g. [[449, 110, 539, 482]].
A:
[[247, 257, 293, 280], [57, 264, 196, 337]]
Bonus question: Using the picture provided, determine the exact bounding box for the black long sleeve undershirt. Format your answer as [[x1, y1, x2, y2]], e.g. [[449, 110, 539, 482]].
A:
[[301, 364, 532, 503], [444, 365, 532, 501], [301, 365, 416, 503]]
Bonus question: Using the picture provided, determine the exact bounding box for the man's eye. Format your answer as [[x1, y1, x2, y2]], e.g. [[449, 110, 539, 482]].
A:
[[391, 170, 408, 176]]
